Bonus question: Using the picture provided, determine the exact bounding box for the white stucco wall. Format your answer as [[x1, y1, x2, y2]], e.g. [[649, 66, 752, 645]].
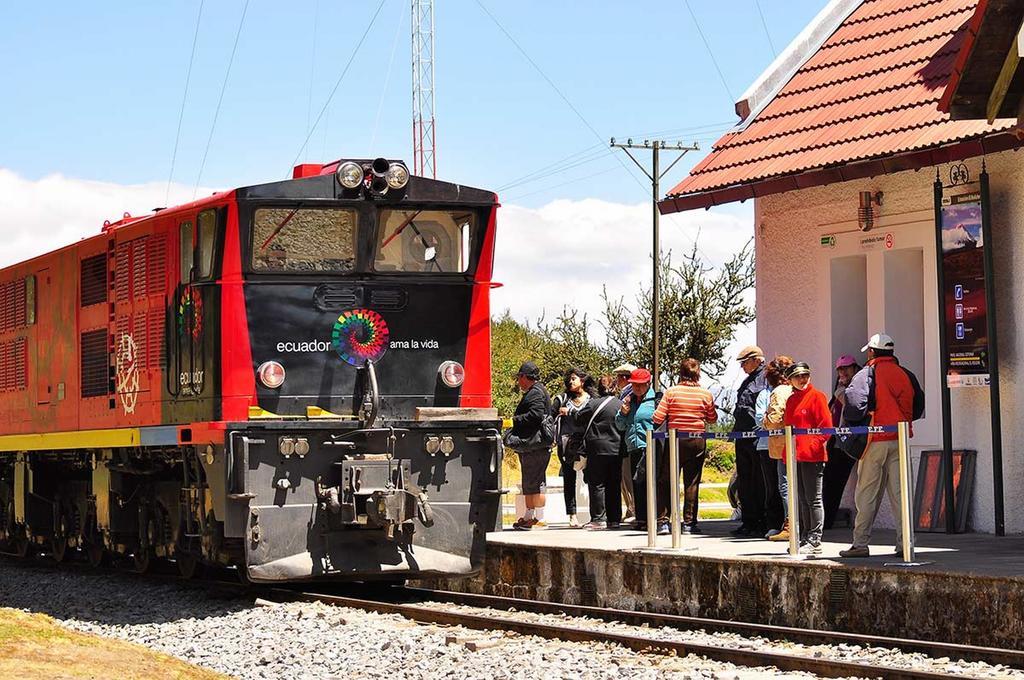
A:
[[755, 149, 1024, 534]]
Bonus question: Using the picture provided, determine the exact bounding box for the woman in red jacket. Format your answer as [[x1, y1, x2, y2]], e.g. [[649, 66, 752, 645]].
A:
[[782, 362, 833, 554]]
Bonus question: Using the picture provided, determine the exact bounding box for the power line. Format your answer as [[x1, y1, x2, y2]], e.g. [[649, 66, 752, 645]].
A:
[[754, 0, 777, 58], [473, 0, 654, 196], [305, 0, 320, 160], [194, 0, 250, 197], [288, 0, 388, 174], [683, 0, 734, 102], [497, 146, 608, 192], [370, 1, 406, 151], [504, 166, 619, 202], [166, 0, 204, 205]]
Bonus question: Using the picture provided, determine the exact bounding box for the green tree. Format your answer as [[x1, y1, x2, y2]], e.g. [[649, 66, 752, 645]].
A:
[[490, 309, 613, 417], [601, 238, 755, 384]]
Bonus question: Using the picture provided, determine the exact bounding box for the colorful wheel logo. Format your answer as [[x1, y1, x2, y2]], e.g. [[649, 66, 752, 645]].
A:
[[331, 309, 389, 366]]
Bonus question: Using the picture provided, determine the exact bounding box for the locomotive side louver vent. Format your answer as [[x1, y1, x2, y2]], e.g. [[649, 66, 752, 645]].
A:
[[313, 284, 362, 311], [0, 279, 28, 333], [80, 329, 109, 398], [80, 254, 107, 307], [0, 337, 27, 392], [369, 289, 408, 311]]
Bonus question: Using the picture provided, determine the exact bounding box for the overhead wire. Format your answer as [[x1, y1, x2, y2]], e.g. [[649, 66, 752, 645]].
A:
[[473, 0, 656, 198], [288, 0, 388, 174], [194, 0, 251, 198], [683, 0, 735, 102], [497, 146, 608, 192], [305, 0, 320, 161], [754, 0, 777, 58], [476, 0, 719, 259], [504, 166, 620, 203], [370, 0, 406, 151], [166, 0, 204, 205]]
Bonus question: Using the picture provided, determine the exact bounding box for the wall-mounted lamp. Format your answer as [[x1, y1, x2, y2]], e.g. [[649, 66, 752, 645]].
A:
[[858, 190, 883, 231]]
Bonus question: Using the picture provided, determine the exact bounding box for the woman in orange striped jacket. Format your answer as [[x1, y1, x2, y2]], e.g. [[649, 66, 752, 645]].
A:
[[652, 358, 718, 534]]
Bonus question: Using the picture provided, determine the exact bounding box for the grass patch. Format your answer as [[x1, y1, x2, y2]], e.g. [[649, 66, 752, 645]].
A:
[[0, 608, 224, 679], [698, 508, 735, 520], [698, 485, 730, 505]]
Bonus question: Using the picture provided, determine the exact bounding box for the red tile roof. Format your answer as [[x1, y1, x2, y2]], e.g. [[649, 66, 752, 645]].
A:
[[661, 0, 1021, 214]]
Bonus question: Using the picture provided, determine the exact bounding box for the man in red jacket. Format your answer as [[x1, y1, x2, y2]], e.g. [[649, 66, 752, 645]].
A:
[[839, 333, 915, 558]]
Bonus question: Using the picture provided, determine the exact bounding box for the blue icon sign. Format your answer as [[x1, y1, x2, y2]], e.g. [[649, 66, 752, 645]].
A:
[[954, 284, 963, 300], [955, 322, 965, 340], [955, 303, 964, 319]]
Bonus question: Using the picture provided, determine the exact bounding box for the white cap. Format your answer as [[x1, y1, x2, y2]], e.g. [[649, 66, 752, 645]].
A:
[[861, 332, 895, 353]]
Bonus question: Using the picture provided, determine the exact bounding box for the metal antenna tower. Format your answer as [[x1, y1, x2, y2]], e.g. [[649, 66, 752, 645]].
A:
[[411, 0, 436, 178]]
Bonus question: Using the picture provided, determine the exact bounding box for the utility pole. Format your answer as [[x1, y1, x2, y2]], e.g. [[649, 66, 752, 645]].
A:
[[610, 138, 699, 388], [412, 0, 436, 178]]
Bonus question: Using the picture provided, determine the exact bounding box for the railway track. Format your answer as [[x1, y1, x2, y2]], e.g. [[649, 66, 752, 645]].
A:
[[272, 585, 1021, 680], [2, 555, 1018, 679]]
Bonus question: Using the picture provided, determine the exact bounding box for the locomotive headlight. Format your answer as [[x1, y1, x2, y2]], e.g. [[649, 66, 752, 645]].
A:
[[438, 361, 465, 388], [385, 163, 409, 189], [336, 161, 364, 189], [257, 361, 286, 389]]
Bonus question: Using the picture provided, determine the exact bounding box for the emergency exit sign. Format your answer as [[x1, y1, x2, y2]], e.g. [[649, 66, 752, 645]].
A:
[[820, 234, 836, 248]]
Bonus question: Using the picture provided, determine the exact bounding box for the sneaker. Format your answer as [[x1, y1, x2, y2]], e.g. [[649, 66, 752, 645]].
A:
[[511, 517, 529, 530], [768, 529, 790, 542], [681, 524, 701, 535], [568, 514, 580, 528], [656, 522, 671, 536], [798, 542, 823, 555], [529, 519, 547, 530], [582, 521, 607, 531], [839, 545, 870, 558], [765, 528, 781, 539]]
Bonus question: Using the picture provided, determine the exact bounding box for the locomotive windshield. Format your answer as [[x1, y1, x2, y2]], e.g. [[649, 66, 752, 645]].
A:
[[374, 209, 474, 273], [252, 207, 357, 272]]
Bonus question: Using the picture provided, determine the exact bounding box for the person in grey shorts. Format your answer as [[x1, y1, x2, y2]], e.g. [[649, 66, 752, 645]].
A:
[[509, 361, 553, 531]]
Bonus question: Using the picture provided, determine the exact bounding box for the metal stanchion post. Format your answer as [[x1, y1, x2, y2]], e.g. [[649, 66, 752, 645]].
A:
[[784, 426, 800, 558], [669, 429, 680, 549], [897, 421, 915, 563], [645, 429, 656, 548]]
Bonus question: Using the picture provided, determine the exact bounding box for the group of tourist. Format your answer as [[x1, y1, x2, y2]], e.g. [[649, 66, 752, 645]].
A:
[[505, 332, 921, 558]]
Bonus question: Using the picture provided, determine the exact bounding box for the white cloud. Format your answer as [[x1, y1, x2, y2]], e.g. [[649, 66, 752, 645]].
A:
[[0, 169, 208, 268], [493, 198, 756, 387]]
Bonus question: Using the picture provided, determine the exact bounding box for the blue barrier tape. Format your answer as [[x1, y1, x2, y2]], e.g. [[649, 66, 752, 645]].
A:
[[650, 425, 899, 441]]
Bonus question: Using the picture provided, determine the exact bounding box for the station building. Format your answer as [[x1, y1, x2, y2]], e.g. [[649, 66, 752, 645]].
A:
[[660, 0, 1024, 534]]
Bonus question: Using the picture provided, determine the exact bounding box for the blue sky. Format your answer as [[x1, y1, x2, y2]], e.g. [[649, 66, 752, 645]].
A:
[[0, 0, 822, 208]]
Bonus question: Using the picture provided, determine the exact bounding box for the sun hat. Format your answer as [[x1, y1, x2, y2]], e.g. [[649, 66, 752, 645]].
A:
[[786, 362, 811, 378], [628, 368, 652, 384], [612, 363, 637, 376], [736, 345, 764, 362], [835, 354, 857, 369], [861, 333, 895, 353]]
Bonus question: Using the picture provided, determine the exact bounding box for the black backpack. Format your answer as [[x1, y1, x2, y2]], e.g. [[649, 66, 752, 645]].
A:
[[835, 362, 924, 460]]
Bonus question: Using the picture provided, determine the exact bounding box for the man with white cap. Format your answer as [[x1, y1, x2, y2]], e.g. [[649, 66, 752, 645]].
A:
[[731, 345, 768, 537], [839, 333, 916, 557]]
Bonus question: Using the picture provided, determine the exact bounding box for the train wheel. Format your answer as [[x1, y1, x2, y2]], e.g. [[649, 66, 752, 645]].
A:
[[132, 549, 152, 574], [50, 510, 70, 563], [11, 531, 29, 559], [85, 540, 107, 568], [176, 552, 200, 580]]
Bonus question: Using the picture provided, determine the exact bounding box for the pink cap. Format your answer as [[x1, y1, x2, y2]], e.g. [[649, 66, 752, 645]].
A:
[[835, 355, 857, 369]]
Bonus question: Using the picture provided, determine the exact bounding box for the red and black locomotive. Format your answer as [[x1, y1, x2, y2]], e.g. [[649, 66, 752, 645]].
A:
[[0, 158, 502, 581]]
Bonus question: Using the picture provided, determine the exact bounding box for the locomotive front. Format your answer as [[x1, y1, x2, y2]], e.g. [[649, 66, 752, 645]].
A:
[[221, 159, 502, 582]]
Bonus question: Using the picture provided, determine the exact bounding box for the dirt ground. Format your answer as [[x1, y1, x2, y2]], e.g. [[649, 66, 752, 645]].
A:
[[0, 608, 225, 680]]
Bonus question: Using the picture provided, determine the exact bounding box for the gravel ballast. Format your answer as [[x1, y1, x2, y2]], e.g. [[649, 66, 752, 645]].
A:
[[0, 558, 1015, 679]]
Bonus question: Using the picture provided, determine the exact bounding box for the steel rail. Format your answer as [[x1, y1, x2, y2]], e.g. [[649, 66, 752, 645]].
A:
[[274, 588, 986, 680], [402, 586, 1024, 670]]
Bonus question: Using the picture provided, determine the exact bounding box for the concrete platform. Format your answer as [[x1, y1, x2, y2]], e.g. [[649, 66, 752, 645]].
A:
[[427, 520, 1024, 650]]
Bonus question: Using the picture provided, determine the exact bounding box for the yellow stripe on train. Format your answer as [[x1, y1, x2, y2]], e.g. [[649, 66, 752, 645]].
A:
[[0, 428, 141, 452]]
